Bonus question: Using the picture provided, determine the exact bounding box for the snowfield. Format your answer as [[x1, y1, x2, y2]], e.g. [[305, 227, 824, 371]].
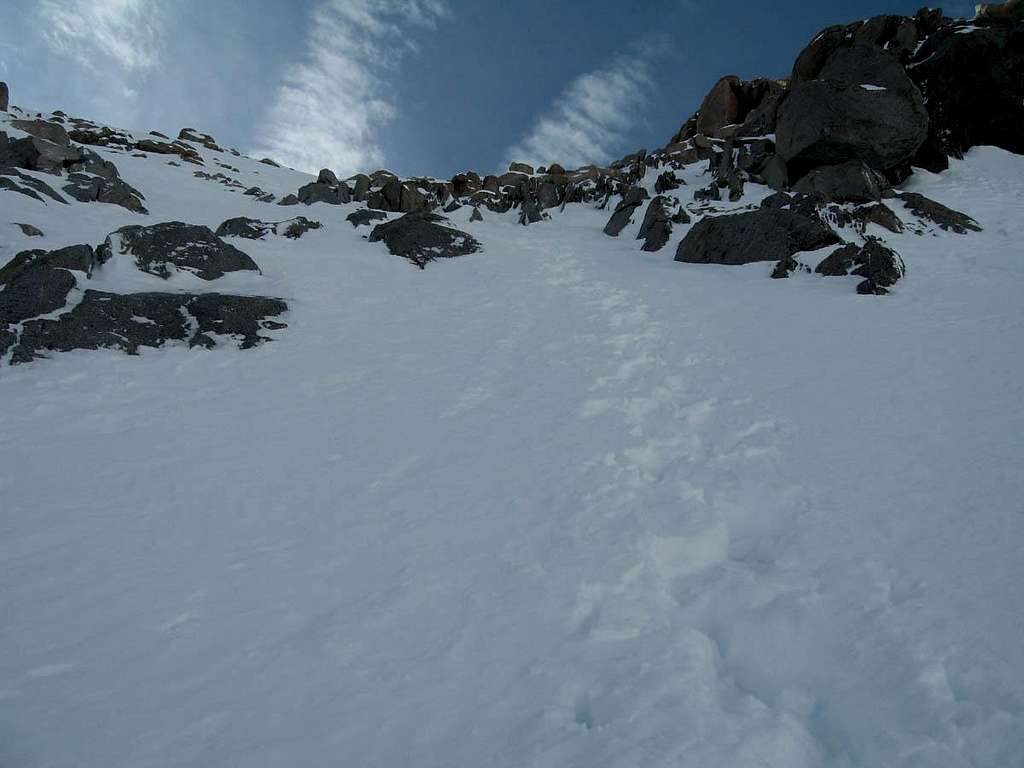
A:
[[2, 138, 1023, 767]]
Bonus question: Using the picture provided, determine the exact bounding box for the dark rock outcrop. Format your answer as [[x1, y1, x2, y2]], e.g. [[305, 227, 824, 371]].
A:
[[0, 81, 7, 112], [11, 290, 287, 363], [655, 170, 681, 193], [296, 179, 351, 206], [62, 148, 147, 213], [603, 187, 649, 236], [896, 192, 981, 233], [675, 208, 840, 265], [636, 196, 676, 252], [368, 179, 428, 213], [13, 222, 44, 237], [178, 128, 221, 150], [101, 222, 260, 280], [814, 238, 905, 294], [136, 138, 202, 164], [346, 209, 388, 228], [0, 245, 97, 328], [791, 161, 887, 204], [368, 211, 480, 268], [694, 76, 788, 138], [0, 241, 286, 364], [0, 169, 68, 204]]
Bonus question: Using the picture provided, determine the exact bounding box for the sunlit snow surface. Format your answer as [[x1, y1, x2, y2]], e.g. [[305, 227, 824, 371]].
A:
[[1, 136, 1023, 767]]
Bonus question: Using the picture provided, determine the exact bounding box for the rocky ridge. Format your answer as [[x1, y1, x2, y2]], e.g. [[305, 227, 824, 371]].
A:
[[0, 3, 1018, 365]]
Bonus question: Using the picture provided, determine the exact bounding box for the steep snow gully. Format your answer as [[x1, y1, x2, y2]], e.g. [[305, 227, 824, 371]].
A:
[[3, 4, 1024, 760], [1, 140, 1023, 766]]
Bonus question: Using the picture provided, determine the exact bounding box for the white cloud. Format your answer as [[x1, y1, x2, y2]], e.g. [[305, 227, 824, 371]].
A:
[[252, 0, 449, 175], [38, 0, 164, 73], [503, 44, 665, 171]]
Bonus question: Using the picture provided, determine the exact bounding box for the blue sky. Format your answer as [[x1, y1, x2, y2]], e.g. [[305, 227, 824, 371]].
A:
[[0, 0, 976, 178]]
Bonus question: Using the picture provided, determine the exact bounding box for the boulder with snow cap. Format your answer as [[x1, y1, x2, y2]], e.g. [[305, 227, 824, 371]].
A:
[[368, 210, 480, 269], [100, 221, 261, 280]]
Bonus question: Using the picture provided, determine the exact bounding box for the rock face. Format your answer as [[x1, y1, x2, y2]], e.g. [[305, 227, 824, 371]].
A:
[[215, 216, 321, 240], [675, 209, 840, 265], [101, 222, 261, 280], [0, 81, 7, 112], [910, 22, 1024, 163], [368, 211, 480, 268], [777, 44, 928, 176]]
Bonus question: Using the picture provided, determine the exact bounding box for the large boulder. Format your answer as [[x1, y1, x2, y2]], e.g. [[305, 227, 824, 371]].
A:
[[675, 208, 840, 265], [777, 44, 928, 176], [101, 222, 261, 280], [368, 211, 480, 268]]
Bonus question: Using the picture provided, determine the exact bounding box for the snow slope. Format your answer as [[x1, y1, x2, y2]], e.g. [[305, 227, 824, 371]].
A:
[[1, 135, 1023, 767]]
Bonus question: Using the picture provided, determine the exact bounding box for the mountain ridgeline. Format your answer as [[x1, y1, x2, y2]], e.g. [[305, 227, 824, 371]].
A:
[[0, 3, 1021, 365]]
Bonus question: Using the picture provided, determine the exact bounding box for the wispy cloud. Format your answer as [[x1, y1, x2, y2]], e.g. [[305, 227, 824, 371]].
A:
[[38, 0, 164, 73], [503, 40, 667, 171], [252, 0, 449, 175]]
